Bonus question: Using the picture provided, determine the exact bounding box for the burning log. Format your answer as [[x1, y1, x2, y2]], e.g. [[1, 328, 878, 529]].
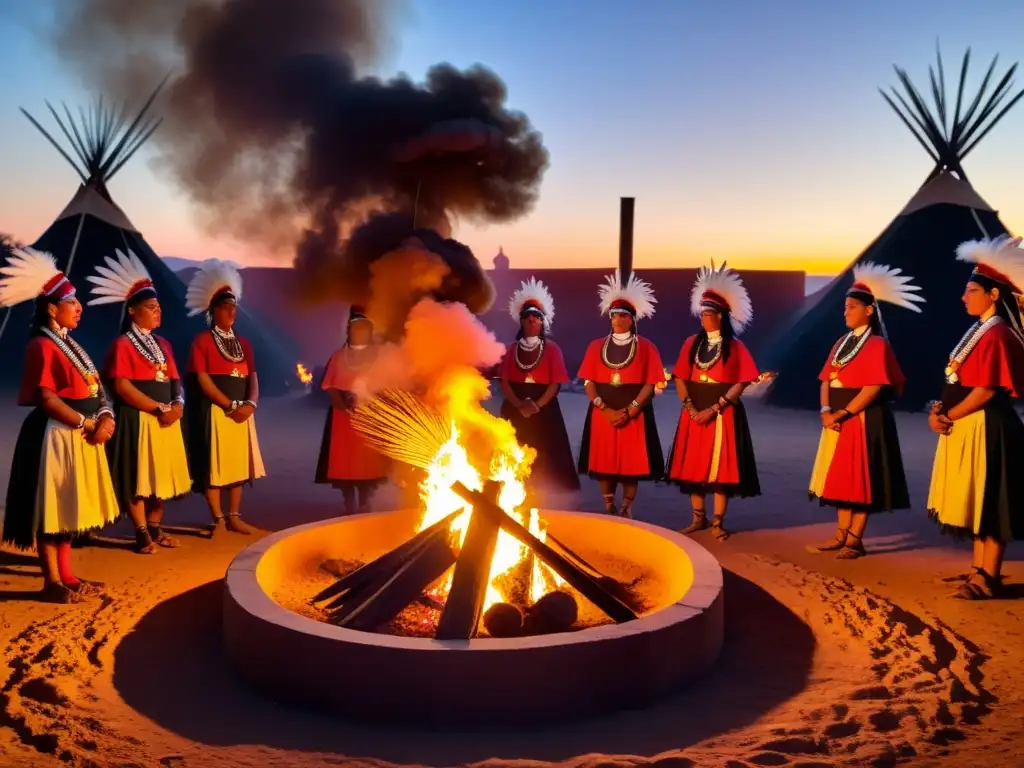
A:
[[524, 590, 578, 635], [483, 602, 524, 637], [312, 508, 462, 607], [436, 481, 502, 640], [330, 532, 457, 631], [544, 532, 644, 613], [449, 482, 639, 624]]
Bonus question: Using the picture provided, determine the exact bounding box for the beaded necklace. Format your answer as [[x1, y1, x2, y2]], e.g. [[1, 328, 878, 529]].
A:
[[694, 338, 723, 371], [601, 334, 636, 386], [945, 315, 1003, 383], [127, 325, 169, 381], [515, 339, 545, 371], [41, 327, 100, 396], [211, 326, 245, 363], [828, 328, 871, 381]]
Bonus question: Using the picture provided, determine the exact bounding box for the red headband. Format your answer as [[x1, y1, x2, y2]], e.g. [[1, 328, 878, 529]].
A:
[[126, 279, 156, 302], [41, 272, 75, 301], [700, 289, 730, 312], [609, 298, 636, 315], [971, 264, 1021, 294]]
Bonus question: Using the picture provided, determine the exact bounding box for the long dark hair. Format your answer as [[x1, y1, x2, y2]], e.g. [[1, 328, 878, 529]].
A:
[[968, 275, 1024, 337], [689, 312, 735, 365], [30, 296, 58, 337]]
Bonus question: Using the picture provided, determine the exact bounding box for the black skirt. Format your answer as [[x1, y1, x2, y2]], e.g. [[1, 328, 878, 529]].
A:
[[2, 397, 101, 550], [577, 382, 665, 482], [499, 382, 580, 492], [929, 383, 1024, 541], [106, 379, 190, 507], [664, 382, 761, 498], [184, 373, 251, 493]]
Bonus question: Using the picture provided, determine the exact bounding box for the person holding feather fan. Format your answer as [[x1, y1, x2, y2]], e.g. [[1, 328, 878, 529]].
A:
[[667, 262, 762, 541], [497, 278, 579, 493], [926, 237, 1024, 599], [577, 270, 666, 518], [807, 262, 924, 559], [0, 247, 119, 603], [184, 260, 266, 535], [88, 249, 192, 554]]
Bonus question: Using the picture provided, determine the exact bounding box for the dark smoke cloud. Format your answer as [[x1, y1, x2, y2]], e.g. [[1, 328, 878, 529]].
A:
[[45, 0, 549, 318]]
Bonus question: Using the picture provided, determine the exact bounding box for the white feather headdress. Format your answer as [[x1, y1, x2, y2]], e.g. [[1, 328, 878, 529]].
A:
[[85, 249, 154, 306], [0, 247, 71, 308], [508, 277, 555, 331], [185, 259, 244, 317], [849, 262, 925, 312], [956, 236, 1024, 294], [689, 261, 754, 335], [598, 269, 657, 320]]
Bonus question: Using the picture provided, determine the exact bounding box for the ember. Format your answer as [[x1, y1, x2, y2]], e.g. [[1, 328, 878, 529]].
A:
[[295, 363, 313, 385]]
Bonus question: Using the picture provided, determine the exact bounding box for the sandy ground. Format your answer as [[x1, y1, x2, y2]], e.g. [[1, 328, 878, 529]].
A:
[[0, 389, 1022, 768]]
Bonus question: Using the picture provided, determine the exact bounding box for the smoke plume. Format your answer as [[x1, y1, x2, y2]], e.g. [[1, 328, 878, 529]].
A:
[[45, 0, 549, 322]]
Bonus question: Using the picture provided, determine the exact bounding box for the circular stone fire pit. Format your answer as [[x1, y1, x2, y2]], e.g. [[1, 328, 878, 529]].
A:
[[223, 508, 724, 726]]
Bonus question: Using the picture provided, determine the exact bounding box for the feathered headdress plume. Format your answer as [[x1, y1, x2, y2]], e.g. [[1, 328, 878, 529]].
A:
[[848, 262, 925, 312], [185, 259, 244, 318], [956, 236, 1024, 294], [690, 261, 754, 335], [0, 247, 74, 308], [598, 269, 657, 320], [85, 249, 154, 306], [508, 277, 555, 332]]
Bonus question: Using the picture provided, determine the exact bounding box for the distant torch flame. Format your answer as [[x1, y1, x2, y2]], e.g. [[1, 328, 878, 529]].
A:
[[296, 363, 313, 385]]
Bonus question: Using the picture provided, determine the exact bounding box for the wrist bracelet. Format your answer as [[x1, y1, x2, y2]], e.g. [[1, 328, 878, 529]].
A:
[[592, 396, 604, 409], [244, 399, 257, 410], [629, 399, 640, 410], [820, 406, 832, 414], [76, 413, 85, 429]]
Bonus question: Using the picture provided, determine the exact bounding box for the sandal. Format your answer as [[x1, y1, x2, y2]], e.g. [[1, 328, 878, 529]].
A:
[[602, 494, 618, 517], [39, 582, 83, 604], [147, 524, 180, 548], [66, 579, 105, 597], [225, 513, 254, 535], [836, 531, 866, 560], [134, 526, 157, 555], [806, 528, 848, 554], [711, 514, 731, 541], [620, 493, 636, 519], [953, 568, 1002, 600], [681, 510, 709, 535]]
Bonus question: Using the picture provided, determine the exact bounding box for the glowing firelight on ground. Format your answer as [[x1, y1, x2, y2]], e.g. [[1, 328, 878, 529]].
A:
[[296, 363, 313, 384], [417, 423, 565, 610]]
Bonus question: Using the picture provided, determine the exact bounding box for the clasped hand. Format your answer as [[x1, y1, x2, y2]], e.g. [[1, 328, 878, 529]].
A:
[[928, 411, 953, 435], [518, 399, 541, 419], [157, 402, 183, 427], [230, 403, 255, 423], [820, 411, 842, 431], [687, 406, 715, 426], [86, 415, 115, 445]]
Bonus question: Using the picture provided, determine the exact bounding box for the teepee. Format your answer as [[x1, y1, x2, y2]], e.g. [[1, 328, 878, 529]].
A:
[[762, 46, 1022, 411], [0, 84, 301, 394]]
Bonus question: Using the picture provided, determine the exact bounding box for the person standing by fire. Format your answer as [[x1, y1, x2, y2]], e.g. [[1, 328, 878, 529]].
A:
[[807, 262, 924, 559], [926, 237, 1024, 599], [498, 278, 579, 494], [0, 247, 119, 603], [87, 249, 192, 554], [667, 262, 761, 541], [315, 306, 392, 514], [184, 260, 266, 536], [577, 270, 665, 518]]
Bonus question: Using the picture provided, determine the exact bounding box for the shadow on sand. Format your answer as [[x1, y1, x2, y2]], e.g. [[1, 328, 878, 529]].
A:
[[113, 570, 815, 764]]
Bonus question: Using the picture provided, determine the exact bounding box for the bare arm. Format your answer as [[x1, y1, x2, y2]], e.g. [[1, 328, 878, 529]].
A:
[[724, 382, 748, 402], [820, 380, 830, 411], [535, 383, 560, 408], [584, 380, 602, 407], [39, 386, 94, 430], [196, 372, 233, 409], [246, 373, 260, 405], [113, 377, 162, 413], [674, 376, 690, 403], [834, 385, 882, 421], [499, 377, 522, 408], [945, 386, 997, 421]]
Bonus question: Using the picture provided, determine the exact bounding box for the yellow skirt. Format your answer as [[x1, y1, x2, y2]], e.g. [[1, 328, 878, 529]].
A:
[[135, 412, 193, 500], [926, 410, 994, 537], [36, 420, 120, 536], [808, 426, 841, 499], [209, 407, 266, 488]]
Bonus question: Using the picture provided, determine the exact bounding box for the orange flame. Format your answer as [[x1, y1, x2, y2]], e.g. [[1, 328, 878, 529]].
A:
[[296, 362, 313, 385], [416, 370, 564, 612]]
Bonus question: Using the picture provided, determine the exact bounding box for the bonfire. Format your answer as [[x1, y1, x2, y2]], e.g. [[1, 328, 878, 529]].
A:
[[310, 384, 643, 639]]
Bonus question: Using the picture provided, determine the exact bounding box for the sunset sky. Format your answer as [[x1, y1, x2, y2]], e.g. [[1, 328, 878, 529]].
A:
[[1, 1, 1021, 276]]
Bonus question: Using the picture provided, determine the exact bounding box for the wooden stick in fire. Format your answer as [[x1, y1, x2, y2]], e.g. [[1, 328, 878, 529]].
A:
[[450, 482, 638, 623]]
